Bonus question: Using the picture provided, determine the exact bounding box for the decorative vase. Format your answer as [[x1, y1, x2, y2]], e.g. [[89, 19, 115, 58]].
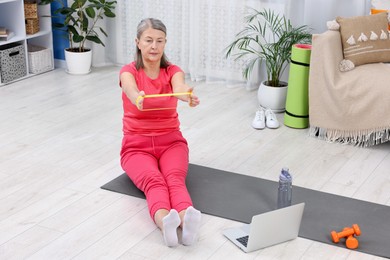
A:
[[257, 81, 288, 113], [64, 48, 92, 75]]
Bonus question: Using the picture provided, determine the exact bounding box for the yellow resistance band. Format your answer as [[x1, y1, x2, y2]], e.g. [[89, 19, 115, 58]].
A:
[[144, 92, 192, 98], [136, 92, 193, 111]]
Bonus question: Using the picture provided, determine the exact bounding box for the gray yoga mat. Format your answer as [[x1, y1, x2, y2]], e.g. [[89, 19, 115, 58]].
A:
[[101, 164, 390, 258]]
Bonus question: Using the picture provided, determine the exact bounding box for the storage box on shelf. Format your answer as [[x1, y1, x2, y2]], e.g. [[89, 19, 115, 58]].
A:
[[24, 0, 38, 19], [25, 18, 39, 34], [24, 0, 40, 35], [0, 42, 27, 84], [27, 44, 53, 74]]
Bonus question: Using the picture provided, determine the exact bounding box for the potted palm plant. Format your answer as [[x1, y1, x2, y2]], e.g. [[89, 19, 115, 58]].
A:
[[41, 0, 116, 74], [225, 8, 311, 111]]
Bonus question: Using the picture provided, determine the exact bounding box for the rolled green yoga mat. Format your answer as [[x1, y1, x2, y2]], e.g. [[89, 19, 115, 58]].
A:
[[284, 44, 311, 129]]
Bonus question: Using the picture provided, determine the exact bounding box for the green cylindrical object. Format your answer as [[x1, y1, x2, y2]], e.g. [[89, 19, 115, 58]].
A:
[[284, 44, 311, 129]]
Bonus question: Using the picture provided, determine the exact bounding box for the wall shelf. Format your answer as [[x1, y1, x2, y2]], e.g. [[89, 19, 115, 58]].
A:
[[0, 0, 54, 85]]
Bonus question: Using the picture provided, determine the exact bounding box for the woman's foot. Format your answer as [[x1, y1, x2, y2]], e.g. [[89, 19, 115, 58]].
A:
[[182, 206, 202, 246], [162, 209, 181, 247]]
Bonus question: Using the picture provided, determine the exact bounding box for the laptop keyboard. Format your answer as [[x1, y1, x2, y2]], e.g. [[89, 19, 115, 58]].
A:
[[236, 235, 249, 247]]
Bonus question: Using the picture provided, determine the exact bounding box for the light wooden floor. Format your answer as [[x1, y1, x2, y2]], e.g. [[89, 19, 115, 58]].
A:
[[0, 66, 389, 260]]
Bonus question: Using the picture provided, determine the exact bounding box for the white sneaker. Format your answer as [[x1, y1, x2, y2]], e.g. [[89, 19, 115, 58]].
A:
[[265, 108, 280, 129], [252, 107, 265, 129]]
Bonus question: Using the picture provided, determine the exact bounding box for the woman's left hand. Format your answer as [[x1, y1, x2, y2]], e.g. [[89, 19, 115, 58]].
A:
[[188, 88, 200, 107]]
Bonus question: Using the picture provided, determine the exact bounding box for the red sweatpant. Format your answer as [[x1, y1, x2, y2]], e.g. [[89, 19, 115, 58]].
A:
[[120, 130, 193, 220]]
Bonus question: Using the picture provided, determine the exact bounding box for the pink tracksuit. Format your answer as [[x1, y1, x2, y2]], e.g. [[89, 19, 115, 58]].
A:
[[119, 62, 193, 219]]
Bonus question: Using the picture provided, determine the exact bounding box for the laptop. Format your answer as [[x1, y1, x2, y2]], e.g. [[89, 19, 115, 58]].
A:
[[222, 203, 305, 253]]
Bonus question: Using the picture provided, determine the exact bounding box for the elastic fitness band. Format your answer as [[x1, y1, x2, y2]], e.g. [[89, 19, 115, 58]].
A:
[[136, 92, 193, 111]]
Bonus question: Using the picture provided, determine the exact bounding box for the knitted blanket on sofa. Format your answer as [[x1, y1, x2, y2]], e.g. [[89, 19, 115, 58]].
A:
[[308, 30, 390, 147]]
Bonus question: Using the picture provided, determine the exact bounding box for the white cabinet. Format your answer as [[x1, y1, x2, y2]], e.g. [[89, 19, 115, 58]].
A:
[[0, 0, 54, 85]]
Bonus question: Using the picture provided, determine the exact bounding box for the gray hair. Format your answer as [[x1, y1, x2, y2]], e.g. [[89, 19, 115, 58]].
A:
[[135, 18, 170, 69]]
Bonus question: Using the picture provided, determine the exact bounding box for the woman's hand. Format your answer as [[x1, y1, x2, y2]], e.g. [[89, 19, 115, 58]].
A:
[[135, 91, 145, 110], [188, 88, 200, 107]]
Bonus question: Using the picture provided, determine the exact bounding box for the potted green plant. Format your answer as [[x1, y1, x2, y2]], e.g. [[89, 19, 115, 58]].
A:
[[41, 0, 116, 74], [225, 8, 311, 111]]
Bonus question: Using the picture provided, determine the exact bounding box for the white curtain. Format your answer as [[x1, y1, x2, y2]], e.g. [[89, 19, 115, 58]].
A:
[[94, 0, 370, 87], [286, 0, 371, 34]]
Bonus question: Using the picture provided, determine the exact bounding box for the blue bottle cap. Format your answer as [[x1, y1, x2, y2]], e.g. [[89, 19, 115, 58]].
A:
[[280, 168, 292, 181]]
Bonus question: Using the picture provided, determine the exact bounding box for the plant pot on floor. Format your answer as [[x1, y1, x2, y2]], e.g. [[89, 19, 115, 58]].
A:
[[64, 48, 92, 75], [257, 81, 288, 113]]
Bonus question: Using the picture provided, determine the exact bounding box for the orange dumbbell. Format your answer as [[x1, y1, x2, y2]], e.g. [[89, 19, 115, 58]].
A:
[[331, 224, 361, 249], [345, 233, 359, 249]]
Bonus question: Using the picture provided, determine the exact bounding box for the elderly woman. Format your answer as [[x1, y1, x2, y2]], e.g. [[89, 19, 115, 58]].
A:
[[119, 18, 201, 247]]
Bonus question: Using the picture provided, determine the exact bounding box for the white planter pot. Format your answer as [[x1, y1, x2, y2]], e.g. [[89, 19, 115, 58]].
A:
[[257, 81, 288, 113], [64, 48, 92, 75]]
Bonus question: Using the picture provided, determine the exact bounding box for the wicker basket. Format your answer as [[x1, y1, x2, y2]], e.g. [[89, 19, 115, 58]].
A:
[[25, 18, 39, 34], [27, 44, 53, 74], [24, 1, 38, 19]]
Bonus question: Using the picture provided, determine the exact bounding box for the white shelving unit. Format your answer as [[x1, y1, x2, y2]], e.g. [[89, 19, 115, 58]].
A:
[[0, 0, 54, 86]]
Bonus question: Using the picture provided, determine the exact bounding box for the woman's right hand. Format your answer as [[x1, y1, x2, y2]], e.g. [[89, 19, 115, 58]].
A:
[[135, 91, 145, 110]]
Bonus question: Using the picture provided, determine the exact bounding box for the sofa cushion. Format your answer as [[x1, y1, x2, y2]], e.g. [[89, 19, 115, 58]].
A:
[[371, 8, 390, 29], [336, 12, 390, 71]]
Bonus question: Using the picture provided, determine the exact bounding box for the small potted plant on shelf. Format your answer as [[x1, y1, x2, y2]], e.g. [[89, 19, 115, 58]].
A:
[[225, 8, 311, 112], [41, 0, 116, 74]]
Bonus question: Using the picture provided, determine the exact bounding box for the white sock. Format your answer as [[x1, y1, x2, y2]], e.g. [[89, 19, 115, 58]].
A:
[[182, 206, 202, 246], [162, 209, 181, 247]]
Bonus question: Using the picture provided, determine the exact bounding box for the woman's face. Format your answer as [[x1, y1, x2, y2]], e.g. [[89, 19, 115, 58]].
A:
[[136, 27, 166, 64]]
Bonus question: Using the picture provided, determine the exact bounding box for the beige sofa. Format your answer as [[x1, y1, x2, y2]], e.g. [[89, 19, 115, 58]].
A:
[[308, 30, 390, 146]]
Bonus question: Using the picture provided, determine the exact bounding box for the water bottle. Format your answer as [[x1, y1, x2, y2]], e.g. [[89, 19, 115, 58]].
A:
[[277, 167, 292, 209]]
